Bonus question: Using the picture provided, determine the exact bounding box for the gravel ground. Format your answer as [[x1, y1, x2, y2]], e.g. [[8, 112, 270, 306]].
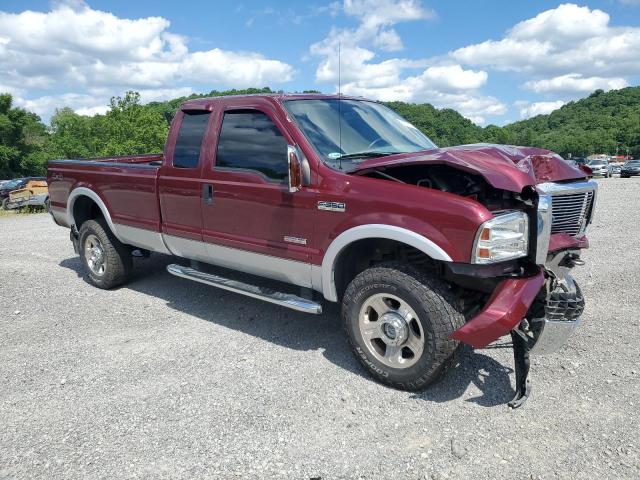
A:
[[1, 178, 639, 479]]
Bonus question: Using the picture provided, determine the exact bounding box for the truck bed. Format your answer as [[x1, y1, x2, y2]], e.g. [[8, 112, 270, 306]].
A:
[[47, 154, 163, 233]]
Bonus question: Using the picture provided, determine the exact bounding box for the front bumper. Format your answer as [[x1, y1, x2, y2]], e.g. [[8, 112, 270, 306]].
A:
[[450, 271, 545, 348], [450, 266, 583, 354], [528, 317, 580, 355]]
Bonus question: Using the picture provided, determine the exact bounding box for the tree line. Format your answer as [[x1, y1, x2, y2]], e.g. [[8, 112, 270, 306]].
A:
[[1, 86, 639, 179]]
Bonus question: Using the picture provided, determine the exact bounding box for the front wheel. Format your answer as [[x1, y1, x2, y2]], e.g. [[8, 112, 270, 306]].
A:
[[341, 263, 464, 391], [78, 219, 132, 289]]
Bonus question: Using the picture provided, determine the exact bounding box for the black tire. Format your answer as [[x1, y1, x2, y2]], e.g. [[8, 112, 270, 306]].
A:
[[1, 198, 8, 210], [78, 219, 132, 289], [341, 262, 464, 391], [44, 197, 50, 212]]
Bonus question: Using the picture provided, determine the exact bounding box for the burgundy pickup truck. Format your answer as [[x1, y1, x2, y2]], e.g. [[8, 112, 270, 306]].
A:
[[48, 94, 596, 407]]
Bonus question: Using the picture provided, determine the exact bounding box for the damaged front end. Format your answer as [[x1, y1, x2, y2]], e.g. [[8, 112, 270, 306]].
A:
[[451, 179, 597, 407], [354, 147, 597, 407]]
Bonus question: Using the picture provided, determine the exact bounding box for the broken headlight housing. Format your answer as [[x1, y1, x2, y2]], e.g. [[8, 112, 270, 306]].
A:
[[472, 211, 529, 264]]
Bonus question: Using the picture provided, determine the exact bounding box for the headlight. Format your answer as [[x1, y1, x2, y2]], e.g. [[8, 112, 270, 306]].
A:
[[472, 211, 529, 264]]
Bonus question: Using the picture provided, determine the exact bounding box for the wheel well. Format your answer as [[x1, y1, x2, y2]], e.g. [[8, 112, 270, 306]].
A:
[[72, 195, 104, 229], [333, 238, 440, 300]]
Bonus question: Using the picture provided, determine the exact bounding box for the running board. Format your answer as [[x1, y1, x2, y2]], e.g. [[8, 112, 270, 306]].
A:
[[166, 264, 322, 314]]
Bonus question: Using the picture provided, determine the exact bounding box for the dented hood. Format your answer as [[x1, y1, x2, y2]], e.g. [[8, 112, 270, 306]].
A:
[[352, 144, 587, 192]]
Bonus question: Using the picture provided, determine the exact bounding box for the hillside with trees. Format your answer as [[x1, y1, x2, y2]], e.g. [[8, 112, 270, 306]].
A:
[[1, 86, 638, 178], [495, 87, 640, 159]]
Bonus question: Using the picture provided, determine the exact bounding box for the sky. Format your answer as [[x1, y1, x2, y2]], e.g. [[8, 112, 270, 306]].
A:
[[0, 0, 639, 125]]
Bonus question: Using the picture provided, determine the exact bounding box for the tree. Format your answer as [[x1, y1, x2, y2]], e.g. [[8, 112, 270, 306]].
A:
[[2, 85, 639, 178], [0, 93, 48, 177], [100, 92, 167, 155]]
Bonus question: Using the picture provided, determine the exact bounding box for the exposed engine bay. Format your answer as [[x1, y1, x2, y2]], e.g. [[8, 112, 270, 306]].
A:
[[357, 164, 521, 211]]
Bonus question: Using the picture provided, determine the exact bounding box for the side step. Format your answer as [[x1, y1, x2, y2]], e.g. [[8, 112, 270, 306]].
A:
[[166, 264, 323, 314]]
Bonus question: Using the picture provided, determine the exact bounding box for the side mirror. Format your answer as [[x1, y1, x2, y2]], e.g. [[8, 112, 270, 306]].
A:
[[287, 145, 303, 193]]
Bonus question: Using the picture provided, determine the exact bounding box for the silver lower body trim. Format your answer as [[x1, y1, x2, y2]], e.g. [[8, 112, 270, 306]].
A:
[[163, 234, 314, 290], [167, 264, 322, 314], [114, 223, 171, 255], [94, 224, 320, 294]]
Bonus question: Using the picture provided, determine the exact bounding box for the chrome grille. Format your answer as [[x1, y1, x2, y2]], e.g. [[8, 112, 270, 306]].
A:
[[550, 191, 595, 236]]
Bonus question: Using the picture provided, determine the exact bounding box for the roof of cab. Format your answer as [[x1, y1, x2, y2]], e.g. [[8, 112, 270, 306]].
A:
[[180, 93, 369, 110]]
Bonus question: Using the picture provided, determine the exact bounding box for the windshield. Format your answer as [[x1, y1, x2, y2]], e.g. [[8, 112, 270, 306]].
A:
[[588, 160, 607, 166], [284, 99, 436, 170], [2, 179, 21, 189], [626, 161, 640, 166]]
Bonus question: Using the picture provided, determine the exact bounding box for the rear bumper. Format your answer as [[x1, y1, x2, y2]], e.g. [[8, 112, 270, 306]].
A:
[[450, 270, 546, 348]]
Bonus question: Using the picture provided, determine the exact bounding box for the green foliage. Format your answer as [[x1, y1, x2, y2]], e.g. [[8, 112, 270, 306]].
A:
[[145, 87, 276, 124], [496, 87, 640, 157], [384, 102, 484, 147], [0, 93, 48, 177], [46, 92, 168, 159], [1, 86, 639, 178]]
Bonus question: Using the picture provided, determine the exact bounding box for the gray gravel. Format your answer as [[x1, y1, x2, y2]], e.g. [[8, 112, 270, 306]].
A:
[[1, 177, 639, 479]]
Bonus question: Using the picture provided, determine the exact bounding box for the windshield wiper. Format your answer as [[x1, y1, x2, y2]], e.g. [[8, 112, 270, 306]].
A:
[[335, 151, 398, 160]]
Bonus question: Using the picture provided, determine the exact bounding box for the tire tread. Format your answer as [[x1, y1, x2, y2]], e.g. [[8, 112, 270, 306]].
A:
[[341, 262, 464, 391]]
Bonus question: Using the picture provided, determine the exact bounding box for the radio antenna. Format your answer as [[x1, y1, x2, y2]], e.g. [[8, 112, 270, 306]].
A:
[[338, 41, 343, 170]]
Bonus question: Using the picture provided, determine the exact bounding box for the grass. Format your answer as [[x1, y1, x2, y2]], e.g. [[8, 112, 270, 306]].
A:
[[0, 206, 47, 217]]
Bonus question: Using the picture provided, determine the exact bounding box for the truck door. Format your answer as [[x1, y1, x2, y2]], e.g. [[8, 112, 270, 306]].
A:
[[200, 106, 317, 288], [158, 108, 212, 261]]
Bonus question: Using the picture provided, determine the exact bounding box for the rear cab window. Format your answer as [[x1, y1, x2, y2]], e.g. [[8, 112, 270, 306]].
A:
[[173, 111, 211, 168], [215, 110, 288, 183]]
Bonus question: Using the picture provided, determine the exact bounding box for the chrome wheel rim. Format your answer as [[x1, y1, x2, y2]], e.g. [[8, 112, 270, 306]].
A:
[[358, 293, 425, 369], [84, 234, 106, 276]]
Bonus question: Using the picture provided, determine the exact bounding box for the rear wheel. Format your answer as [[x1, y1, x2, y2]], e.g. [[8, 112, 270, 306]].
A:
[[78, 219, 132, 289], [1, 198, 8, 210], [341, 263, 464, 391]]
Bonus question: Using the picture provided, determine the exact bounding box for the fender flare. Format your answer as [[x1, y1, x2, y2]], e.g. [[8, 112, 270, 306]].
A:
[[67, 187, 123, 242], [321, 224, 453, 302]]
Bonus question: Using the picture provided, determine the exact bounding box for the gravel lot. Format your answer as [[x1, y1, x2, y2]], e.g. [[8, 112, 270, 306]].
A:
[[1, 178, 639, 479]]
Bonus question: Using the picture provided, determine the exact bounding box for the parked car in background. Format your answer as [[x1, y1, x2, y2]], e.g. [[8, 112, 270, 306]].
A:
[[608, 163, 623, 176], [1, 177, 48, 210], [587, 159, 609, 177], [620, 160, 640, 178], [0, 178, 25, 205]]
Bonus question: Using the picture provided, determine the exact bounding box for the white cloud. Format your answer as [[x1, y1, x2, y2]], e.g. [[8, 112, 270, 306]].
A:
[[311, 0, 433, 84], [516, 100, 566, 119], [14, 87, 196, 121], [524, 74, 628, 94], [0, 1, 294, 121], [75, 105, 110, 116], [451, 3, 640, 94], [310, 1, 502, 124], [15, 93, 106, 119]]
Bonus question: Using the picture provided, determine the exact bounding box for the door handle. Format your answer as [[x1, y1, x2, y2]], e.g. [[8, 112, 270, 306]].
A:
[[203, 184, 214, 205]]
